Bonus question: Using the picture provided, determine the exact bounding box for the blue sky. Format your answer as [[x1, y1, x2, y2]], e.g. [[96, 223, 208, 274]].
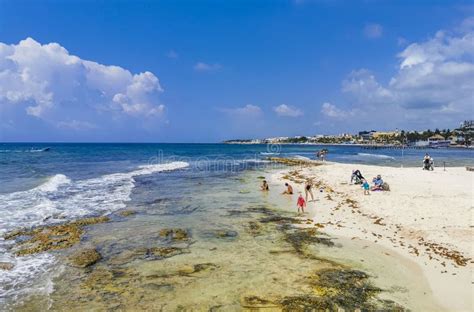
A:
[[0, 0, 473, 142]]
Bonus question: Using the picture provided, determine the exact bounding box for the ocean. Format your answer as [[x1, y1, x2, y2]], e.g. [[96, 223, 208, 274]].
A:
[[0, 143, 472, 310]]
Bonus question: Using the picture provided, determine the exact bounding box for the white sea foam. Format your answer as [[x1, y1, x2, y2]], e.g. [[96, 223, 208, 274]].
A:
[[0, 148, 49, 153], [0, 252, 57, 306], [36, 174, 71, 192], [293, 155, 311, 161], [241, 159, 270, 164], [0, 161, 189, 235], [0, 161, 189, 306], [260, 152, 279, 155], [356, 153, 395, 160]]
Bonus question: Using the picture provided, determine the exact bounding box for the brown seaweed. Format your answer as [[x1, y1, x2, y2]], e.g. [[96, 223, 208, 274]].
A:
[[4, 216, 110, 256]]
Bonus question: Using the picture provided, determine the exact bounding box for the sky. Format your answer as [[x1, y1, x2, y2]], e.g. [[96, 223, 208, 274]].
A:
[[0, 0, 473, 142]]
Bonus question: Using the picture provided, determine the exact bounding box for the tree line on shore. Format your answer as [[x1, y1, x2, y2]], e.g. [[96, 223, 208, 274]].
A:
[[224, 126, 472, 146]]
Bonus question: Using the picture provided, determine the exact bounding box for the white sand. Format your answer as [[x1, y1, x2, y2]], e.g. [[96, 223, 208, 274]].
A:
[[270, 162, 474, 311]]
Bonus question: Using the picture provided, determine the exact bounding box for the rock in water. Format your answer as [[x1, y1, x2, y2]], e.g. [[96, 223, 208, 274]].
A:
[[0, 262, 14, 270], [118, 210, 136, 217], [69, 248, 102, 268], [159, 228, 189, 241], [4, 216, 110, 256]]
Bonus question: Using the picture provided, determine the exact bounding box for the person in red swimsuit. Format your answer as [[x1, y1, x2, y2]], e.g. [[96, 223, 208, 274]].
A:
[[297, 193, 306, 214]]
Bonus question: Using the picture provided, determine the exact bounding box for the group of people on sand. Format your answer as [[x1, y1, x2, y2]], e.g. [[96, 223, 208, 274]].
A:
[[261, 179, 316, 214], [350, 169, 389, 195]]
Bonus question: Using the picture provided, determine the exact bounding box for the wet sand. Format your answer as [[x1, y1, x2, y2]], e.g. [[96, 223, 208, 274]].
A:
[[270, 162, 474, 311]]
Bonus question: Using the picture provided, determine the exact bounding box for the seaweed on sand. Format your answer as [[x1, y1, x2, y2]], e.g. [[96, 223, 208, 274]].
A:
[[181, 263, 218, 275], [4, 216, 110, 256], [247, 205, 275, 215], [118, 210, 136, 217], [243, 268, 406, 311], [159, 228, 190, 241], [200, 229, 239, 239], [345, 198, 359, 209], [69, 248, 102, 268], [283, 228, 335, 254], [81, 266, 140, 294], [145, 263, 219, 279], [146, 247, 190, 260], [259, 215, 303, 225], [246, 221, 263, 236], [241, 296, 279, 309], [248, 205, 303, 225], [226, 209, 252, 217], [300, 268, 405, 311], [267, 157, 322, 167]]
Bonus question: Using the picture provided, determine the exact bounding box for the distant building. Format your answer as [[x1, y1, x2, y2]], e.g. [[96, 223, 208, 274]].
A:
[[428, 134, 450, 148], [358, 130, 376, 141], [415, 140, 429, 147], [428, 134, 445, 141], [372, 131, 398, 140], [449, 135, 464, 145]]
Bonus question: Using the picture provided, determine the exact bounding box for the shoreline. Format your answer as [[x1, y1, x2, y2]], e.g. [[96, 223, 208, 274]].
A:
[[224, 142, 474, 149], [268, 161, 473, 311], [2, 157, 472, 310]]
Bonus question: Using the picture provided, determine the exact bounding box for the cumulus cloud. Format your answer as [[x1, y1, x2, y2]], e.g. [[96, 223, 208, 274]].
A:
[[273, 104, 303, 117], [390, 28, 474, 111], [220, 104, 262, 117], [364, 23, 383, 39], [0, 37, 165, 128], [321, 102, 354, 119], [342, 69, 393, 105], [328, 18, 474, 128], [193, 62, 222, 72]]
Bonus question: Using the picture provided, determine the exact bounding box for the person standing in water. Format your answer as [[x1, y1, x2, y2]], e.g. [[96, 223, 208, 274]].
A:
[[261, 180, 269, 191], [304, 180, 314, 202], [297, 193, 306, 214]]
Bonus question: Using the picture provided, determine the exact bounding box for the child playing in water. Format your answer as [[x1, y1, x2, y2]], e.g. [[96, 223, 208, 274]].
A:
[[362, 179, 370, 195], [282, 182, 293, 195], [297, 193, 306, 213]]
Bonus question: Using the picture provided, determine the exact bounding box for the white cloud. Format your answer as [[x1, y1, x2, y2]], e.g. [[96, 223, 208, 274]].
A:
[[356, 18, 473, 111], [342, 69, 394, 105], [166, 50, 179, 59], [397, 37, 408, 46], [364, 23, 383, 39], [193, 62, 221, 72], [220, 104, 262, 117], [0, 38, 165, 122], [57, 120, 97, 130], [459, 16, 474, 33], [326, 18, 474, 128], [321, 102, 354, 119], [273, 104, 303, 117]]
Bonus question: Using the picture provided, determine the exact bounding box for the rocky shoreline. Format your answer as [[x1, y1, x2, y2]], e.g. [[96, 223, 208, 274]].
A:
[[4, 199, 410, 311]]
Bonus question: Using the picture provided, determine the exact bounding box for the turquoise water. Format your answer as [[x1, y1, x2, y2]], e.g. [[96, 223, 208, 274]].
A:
[[0, 143, 471, 309], [1, 143, 472, 193]]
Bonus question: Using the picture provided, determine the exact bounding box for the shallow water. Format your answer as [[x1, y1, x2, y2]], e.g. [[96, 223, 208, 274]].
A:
[[0, 143, 458, 310], [4, 168, 441, 311]]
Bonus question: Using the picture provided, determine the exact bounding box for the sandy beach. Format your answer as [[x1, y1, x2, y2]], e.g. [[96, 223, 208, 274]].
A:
[[270, 162, 474, 311]]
